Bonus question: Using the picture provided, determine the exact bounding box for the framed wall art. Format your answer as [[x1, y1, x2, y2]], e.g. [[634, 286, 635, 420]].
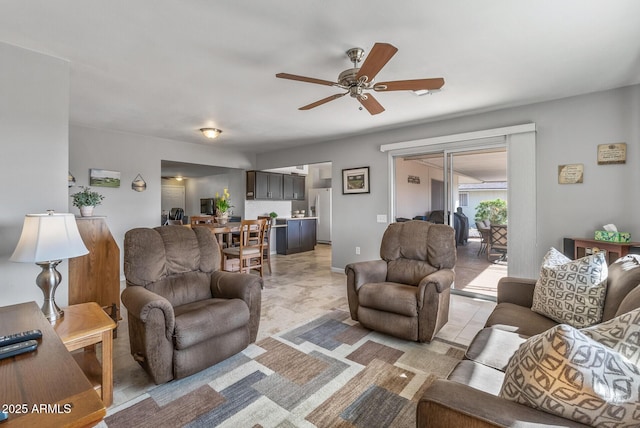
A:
[[342, 167, 370, 194], [558, 163, 583, 184], [90, 168, 121, 188], [597, 143, 626, 165]]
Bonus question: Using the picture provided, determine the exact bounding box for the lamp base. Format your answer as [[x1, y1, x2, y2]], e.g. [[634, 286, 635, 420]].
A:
[[35, 261, 65, 323]]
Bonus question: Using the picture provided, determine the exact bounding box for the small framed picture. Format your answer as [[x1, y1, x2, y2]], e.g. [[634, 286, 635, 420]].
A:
[[90, 168, 121, 188], [342, 167, 370, 194]]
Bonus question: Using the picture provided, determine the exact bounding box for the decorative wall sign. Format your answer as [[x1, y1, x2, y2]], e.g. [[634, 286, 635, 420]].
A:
[[408, 175, 421, 184], [131, 174, 147, 192], [90, 169, 121, 188], [558, 164, 584, 184], [342, 167, 370, 194], [597, 143, 626, 165]]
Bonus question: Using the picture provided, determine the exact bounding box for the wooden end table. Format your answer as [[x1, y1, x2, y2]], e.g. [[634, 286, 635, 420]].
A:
[[53, 302, 116, 407]]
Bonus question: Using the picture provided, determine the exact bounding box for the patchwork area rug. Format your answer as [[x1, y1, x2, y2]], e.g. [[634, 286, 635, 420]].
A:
[[103, 309, 465, 427]]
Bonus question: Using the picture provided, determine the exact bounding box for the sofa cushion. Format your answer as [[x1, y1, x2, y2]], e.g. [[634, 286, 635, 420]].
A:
[[173, 298, 250, 350], [499, 323, 640, 427], [605, 255, 640, 320], [485, 302, 559, 337], [448, 360, 505, 396], [465, 327, 528, 371], [531, 248, 607, 328], [357, 282, 418, 317]]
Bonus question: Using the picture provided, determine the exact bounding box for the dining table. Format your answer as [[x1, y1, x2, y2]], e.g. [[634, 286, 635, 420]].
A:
[[191, 221, 242, 248]]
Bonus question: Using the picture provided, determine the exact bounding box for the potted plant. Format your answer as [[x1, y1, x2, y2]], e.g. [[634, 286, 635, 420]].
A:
[[70, 186, 104, 217], [269, 211, 278, 225], [215, 188, 234, 224]]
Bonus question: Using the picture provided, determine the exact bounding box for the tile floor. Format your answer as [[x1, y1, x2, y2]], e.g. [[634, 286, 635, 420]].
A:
[[109, 244, 496, 408]]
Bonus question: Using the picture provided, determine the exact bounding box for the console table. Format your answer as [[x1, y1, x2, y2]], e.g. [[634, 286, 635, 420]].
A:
[[573, 238, 639, 264], [0, 302, 106, 427]]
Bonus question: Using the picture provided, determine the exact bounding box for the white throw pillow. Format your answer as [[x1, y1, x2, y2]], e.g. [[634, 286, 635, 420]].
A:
[[500, 323, 640, 427], [531, 248, 607, 328]]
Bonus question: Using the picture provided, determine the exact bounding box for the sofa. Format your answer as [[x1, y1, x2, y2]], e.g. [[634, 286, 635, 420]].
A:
[[418, 253, 640, 427], [121, 225, 262, 384]]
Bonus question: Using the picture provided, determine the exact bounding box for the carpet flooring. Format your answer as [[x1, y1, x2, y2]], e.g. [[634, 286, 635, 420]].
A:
[[103, 309, 465, 428]]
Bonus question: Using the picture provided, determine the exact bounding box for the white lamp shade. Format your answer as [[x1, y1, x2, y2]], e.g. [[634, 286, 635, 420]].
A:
[[10, 213, 89, 263]]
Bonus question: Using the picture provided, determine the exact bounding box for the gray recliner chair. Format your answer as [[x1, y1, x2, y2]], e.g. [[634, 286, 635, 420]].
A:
[[121, 225, 262, 384], [345, 220, 456, 343]]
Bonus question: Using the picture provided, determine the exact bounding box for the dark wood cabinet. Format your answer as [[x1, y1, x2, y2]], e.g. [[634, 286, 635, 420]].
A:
[[276, 218, 317, 254], [283, 174, 305, 200], [246, 170, 283, 200]]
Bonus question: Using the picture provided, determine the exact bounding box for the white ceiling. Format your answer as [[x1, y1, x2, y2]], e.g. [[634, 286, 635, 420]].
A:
[[1, 1, 639, 154]]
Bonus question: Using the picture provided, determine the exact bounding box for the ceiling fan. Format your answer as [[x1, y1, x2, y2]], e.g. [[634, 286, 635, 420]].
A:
[[276, 42, 444, 115]]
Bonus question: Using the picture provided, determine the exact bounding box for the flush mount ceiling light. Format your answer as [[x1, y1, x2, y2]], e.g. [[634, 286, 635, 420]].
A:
[[200, 128, 222, 139]]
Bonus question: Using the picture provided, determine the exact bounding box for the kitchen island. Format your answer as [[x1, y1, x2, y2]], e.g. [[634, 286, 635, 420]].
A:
[[275, 217, 317, 255]]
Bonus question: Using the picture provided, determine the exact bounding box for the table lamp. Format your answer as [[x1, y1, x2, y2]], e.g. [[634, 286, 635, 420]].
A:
[[10, 211, 89, 322]]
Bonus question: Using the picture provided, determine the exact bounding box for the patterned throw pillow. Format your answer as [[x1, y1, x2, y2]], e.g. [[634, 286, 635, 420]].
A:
[[582, 308, 640, 365], [531, 248, 607, 328], [499, 323, 640, 426]]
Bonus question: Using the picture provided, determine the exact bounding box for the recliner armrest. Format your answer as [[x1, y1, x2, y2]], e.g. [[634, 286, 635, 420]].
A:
[[418, 379, 589, 428], [497, 276, 537, 307], [419, 268, 454, 293], [121, 285, 175, 339], [345, 260, 388, 321], [345, 260, 388, 290], [211, 271, 262, 343]]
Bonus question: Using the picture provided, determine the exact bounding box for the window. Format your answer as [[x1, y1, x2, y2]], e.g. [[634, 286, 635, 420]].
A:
[[459, 192, 469, 207]]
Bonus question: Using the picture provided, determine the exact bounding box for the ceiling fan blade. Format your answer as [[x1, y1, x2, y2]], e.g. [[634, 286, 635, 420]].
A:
[[357, 93, 385, 115], [373, 78, 445, 92], [355, 43, 398, 83], [276, 73, 337, 87], [299, 93, 347, 110]]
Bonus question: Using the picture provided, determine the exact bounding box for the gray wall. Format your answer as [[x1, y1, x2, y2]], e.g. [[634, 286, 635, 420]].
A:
[[69, 125, 255, 275], [0, 42, 71, 307], [257, 84, 640, 273]]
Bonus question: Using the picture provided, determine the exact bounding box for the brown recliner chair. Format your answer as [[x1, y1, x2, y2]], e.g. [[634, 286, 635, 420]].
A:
[[345, 220, 456, 342], [121, 225, 262, 384]]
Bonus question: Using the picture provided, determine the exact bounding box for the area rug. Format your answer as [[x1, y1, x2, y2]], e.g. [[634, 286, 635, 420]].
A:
[[103, 309, 466, 428]]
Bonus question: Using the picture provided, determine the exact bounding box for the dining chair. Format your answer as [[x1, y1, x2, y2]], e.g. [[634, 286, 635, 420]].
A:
[[487, 224, 508, 263], [258, 216, 273, 274], [222, 219, 267, 277]]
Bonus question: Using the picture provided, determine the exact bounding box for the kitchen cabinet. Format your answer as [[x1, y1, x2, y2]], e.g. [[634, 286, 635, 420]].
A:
[[283, 174, 305, 200], [276, 218, 317, 254], [246, 170, 283, 200]]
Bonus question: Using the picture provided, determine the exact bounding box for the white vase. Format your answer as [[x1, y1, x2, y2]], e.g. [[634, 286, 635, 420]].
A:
[[79, 206, 94, 217], [216, 213, 229, 225]]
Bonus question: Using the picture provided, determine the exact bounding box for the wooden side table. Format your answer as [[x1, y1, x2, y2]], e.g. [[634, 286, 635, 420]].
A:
[[573, 238, 639, 265], [53, 302, 116, 407]]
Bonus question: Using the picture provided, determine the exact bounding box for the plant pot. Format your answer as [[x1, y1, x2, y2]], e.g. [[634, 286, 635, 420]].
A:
[[79, 206, 94, 217], [216, 214, 229, 225]]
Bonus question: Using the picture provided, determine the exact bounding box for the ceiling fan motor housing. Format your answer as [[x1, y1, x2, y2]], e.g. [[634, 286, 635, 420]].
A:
[[338, 68, 363, 88]]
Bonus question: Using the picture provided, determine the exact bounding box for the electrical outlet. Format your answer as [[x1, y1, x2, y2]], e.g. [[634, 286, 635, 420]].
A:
[[377, 214, 387, 223], [355, 246, 360, 255]]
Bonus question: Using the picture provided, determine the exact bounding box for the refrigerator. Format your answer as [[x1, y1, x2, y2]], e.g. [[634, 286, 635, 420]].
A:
[[308, 188, 332, 244]]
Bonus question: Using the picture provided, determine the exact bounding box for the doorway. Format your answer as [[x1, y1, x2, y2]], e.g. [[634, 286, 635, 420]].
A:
[[394, 146, 508, 300]]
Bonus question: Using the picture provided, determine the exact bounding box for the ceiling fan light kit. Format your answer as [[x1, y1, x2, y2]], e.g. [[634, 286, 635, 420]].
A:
[[276, 42, 445, 115]]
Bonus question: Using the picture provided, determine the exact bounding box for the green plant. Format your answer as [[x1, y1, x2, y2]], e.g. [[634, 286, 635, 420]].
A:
[[215, 188, 233, 214], [269, 212, 278, 218], [70, 186, 104, 207], [474, 198, 507, 224]]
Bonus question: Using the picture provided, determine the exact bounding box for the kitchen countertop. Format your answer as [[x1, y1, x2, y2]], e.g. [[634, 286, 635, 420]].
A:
[[279, 216, 318, 220]]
